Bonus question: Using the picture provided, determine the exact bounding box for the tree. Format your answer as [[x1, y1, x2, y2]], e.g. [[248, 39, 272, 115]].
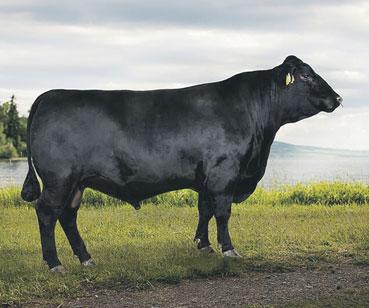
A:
[[0, 122, 7, 145], [18, 116, 27, 156], [0, 95, 26, 158], [4, 95, 20, 149], [19, 116, 27, 142], [0, 120, 17, 159]]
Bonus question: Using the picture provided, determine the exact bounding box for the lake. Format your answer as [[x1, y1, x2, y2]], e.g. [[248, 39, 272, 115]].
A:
[[1, 148, 368, 188]]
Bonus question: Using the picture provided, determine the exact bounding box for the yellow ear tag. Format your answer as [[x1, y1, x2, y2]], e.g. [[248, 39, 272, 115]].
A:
[[285, 73, 292, 85]]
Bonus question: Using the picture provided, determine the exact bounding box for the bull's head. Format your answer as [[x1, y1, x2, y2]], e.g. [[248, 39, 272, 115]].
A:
[[279, 55, 342, 123]]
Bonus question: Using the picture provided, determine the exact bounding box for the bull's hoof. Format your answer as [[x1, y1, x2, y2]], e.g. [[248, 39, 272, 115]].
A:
[[81, 258, 95, 267], [50, 265, 66, 274], [195, 238, 214, 254], [199, 245, 215, 254], [222, 249, 242, 258]]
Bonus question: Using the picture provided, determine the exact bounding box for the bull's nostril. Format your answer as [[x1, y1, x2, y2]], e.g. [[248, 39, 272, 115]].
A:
[[336, 96, 343, 104]]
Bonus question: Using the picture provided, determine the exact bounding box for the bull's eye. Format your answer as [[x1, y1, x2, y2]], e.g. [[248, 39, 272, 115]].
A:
[[300, 74, 313, 82]]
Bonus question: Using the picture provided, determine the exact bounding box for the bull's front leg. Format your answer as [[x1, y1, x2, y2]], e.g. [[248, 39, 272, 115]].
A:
[[212, 193, 242, 258], [194, 191, 215, 253], [201, 158, 241, 257]]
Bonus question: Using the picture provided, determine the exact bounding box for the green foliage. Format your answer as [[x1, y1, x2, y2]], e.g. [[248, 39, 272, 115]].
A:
[[18, 117, 27, 144], [0, 182, 369, 303], [279, 182, 369, 205], [84, 182, 369, 207], [0, 143, 18, 159], [1, 198, 369, 303], [146, 189, 198, 207], [246, 181, 369, 206], [0, 95, 27, 158], [0, 182, 368, 209], [0, 186, 24, 207], [82, 189, 125, 207], [4, 97, 20, 149], [0, 123, 7, 146]]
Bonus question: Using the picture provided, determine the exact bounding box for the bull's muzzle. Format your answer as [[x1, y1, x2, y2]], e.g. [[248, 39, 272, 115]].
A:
[[323, 95, 343, 112]]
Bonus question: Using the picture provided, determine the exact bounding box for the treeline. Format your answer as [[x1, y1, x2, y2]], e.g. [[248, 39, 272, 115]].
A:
[[0, 95, 27, 159]]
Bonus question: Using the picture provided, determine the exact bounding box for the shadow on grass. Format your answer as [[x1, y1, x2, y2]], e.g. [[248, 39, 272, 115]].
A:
[[1, 238, 368, 305], [85, 240, 300, 290]]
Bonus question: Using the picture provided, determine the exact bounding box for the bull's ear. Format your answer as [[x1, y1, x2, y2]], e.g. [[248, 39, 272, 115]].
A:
[[280, 55, 300, 87], [283, 55, 303, 65]]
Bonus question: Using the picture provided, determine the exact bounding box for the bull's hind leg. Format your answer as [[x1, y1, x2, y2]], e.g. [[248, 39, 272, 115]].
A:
[[58, 189, 93, 266], [194, 191, 215, 253], [36, 187, 68, 272]]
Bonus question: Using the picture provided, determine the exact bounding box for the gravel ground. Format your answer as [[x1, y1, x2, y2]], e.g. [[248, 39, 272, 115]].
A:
[[25, 264, 369, 307]]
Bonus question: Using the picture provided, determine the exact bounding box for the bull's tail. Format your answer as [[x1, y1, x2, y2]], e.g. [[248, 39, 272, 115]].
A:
[[21, 160, 40, 202], [21, 96, 42, 202]]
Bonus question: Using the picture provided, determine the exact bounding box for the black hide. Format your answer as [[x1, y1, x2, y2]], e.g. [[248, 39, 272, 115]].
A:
[[21, 55, 342, 268]]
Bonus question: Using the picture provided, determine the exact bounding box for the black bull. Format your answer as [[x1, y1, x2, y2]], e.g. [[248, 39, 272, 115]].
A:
[[21, 55, 342, 271]]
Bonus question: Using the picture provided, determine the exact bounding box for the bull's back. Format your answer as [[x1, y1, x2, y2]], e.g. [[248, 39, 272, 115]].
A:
[[30, 87, 224, 196]]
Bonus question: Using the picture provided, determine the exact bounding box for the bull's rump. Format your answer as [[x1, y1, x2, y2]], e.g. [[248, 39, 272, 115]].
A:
[[29, 87, 235, 200]]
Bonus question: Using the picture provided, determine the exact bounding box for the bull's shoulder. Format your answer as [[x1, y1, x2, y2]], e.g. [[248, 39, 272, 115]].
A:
[[232, 134, 275, 203]]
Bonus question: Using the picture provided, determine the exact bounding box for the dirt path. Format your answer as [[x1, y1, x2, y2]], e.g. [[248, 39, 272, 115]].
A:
[[28, 264, 369, 307]]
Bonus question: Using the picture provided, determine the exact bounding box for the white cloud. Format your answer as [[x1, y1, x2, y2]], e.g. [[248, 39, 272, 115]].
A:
[[0, 1, 368, 149]]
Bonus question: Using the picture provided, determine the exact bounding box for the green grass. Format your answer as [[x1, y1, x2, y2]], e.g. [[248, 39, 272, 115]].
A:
[[1, 181, 368, 208], [0, 182, 369, 304]]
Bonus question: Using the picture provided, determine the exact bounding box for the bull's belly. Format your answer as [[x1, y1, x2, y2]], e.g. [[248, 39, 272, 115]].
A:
[[83, 175, 195, 205], [232, 191, 254, 204], [232, 174, 261, 204]]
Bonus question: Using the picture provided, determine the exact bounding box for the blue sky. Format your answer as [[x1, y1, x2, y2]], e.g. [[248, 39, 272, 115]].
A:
[[0, 0, 368, 149]]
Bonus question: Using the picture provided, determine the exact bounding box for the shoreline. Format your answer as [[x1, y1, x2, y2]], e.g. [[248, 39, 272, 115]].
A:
[[0, 157, 27, 162]]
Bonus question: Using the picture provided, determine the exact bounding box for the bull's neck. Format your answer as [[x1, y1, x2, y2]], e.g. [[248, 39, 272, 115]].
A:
[[235, 68, 284, 138]]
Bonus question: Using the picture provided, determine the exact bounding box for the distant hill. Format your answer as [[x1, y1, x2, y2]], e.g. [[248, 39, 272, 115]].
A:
[[270, 141, 369, 158]]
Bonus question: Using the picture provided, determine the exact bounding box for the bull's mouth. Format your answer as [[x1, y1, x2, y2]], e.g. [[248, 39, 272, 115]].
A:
[[318, 98, 342, 113], [323, 103, 340, 113]]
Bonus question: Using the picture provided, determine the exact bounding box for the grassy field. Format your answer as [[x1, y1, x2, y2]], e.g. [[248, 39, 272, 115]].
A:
[[1, 182, 369, 304]]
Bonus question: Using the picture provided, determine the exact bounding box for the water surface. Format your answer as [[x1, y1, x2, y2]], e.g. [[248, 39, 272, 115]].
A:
[[1, 151, 368, 188]]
